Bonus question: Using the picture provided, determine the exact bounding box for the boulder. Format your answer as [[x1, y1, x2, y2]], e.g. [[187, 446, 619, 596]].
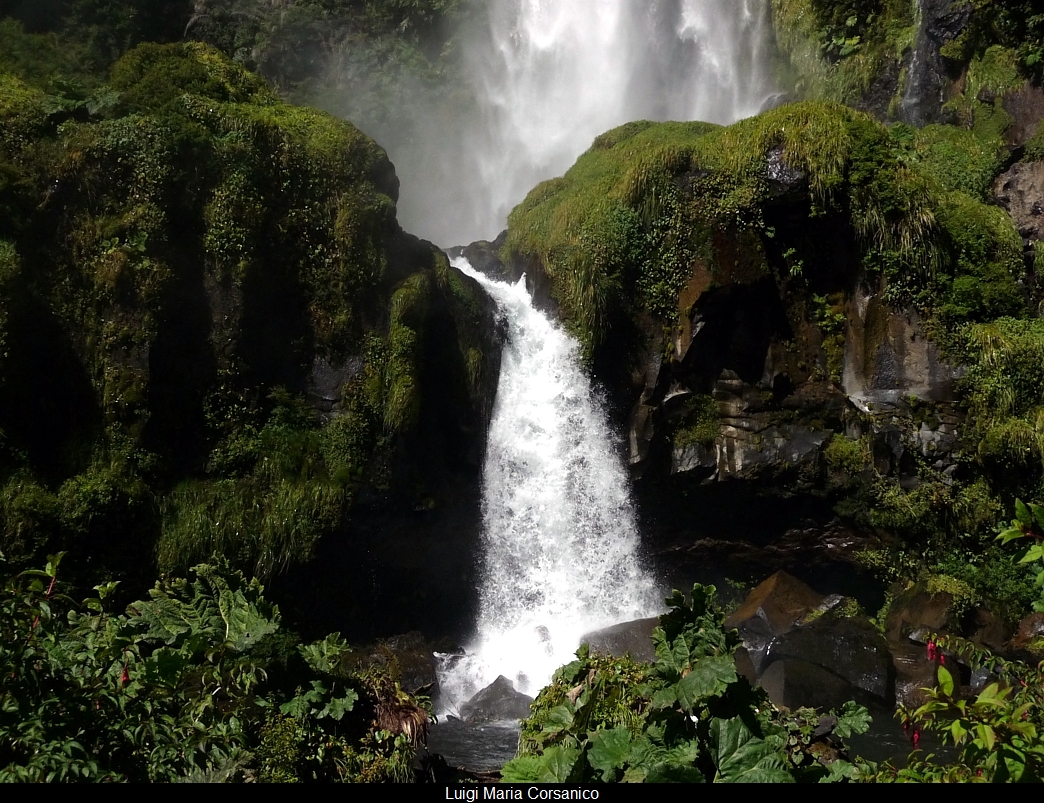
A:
[[1010, 612, 1044, 663], [884, 585, 958, 645], [580, 618, 660, 663], [758, 659, 856, 711], [346, 632, 439, 696], [460, 676, 535, 724], [724, 571, 826, 673], [765, 615, 894, 705]]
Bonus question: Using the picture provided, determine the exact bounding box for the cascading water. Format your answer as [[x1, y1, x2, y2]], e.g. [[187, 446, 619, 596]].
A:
[[391, 0, 778, 246], [437, 258, 662, 716]]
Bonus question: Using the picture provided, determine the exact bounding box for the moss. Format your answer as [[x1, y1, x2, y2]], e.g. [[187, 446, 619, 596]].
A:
[[1024, 126, 1044, 162], [110, 42, 275, 114], [672, 394, 720, 450], [935, 191, 1025, 324], [824, 434, 869, 476], [0, 73, 49, 155], [899, 124, 1005, 200], [507, 103, 944, 360], [0, 472, 60, 565]]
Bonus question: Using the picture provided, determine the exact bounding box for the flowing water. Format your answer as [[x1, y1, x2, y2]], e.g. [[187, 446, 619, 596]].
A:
[[392, 0, 778, 246], [436, 258, 662, 716]]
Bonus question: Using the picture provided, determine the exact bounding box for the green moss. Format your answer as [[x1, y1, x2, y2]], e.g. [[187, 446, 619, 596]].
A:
[[824, 434, 869, 476], [901, 124, 1005, 200], [1024, 126, 1044, 162], [935, 191, 1025, 324], [507, 103, 943, 360], [0, 473, 60, 565], [110, 42, 275, 114], [0, 73, 48, 155], [672, 394, 720, 450]]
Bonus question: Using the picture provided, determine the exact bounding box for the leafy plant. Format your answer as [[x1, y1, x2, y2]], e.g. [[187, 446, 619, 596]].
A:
[[502, 585, 870, 783]]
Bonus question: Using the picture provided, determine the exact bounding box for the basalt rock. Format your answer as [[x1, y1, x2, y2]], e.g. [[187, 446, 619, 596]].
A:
[[764, 614, 895, 705], [461, 676, 535, 724], [580, 618, 660, 663]]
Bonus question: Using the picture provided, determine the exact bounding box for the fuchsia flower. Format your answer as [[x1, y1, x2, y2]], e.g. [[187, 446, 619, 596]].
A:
[[912, 728, 921, 750], [927, 640, 937, 661]]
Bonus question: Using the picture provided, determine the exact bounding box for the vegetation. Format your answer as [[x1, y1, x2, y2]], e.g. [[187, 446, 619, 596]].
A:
[[502, 585, 870, 783], [0, 552, 427, 782]]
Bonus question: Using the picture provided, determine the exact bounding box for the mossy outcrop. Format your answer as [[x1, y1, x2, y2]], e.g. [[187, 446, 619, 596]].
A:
[[0, 43, 502, 635], [492, 99, 1036, 601]]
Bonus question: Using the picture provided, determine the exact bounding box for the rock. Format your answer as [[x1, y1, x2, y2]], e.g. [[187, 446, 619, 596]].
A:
[[758, 659, 856, 711], [460, 676, 535, 724], [1010, 613, 1044, 663], [765, 615, 894, 705], [447, 230, 510, 281], [890, 641, 939, 708], [346, 632, 439, 696], [581, 618, 660, 663], [884, 585, 958, 645], [725, 572, 826, 673], [968, 608, 1011, 653], [844, 288, 962, 410], [993, 160, 1044, 247]]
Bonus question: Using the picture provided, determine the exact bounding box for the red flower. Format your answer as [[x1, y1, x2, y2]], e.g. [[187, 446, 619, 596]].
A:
[[121, 665, 129, 687], [912, 728, 921, 750], [927, 640, 937, 661], [940, 653, 945, 665]]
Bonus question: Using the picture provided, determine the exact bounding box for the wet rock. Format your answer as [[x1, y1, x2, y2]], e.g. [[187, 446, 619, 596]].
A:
[[884, 585, 958, 645], [993, 160, 1044, 247], [725, 571, 826, 673], [581, 618, 660, 663], [765, 615, 894, 705], [891, 641, 939, 708], [447, 230, 510, 281], [347, 632, 439, 696], [1010, 612, 1044, 663], [461, 676, 535, 724], [844, 288, 962, 411], [758, 659, 856, 711]]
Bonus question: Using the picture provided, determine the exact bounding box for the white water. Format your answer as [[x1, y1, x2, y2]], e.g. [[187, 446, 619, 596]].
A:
[[389, 0, 778, 246], [438, 258, 662, 714]]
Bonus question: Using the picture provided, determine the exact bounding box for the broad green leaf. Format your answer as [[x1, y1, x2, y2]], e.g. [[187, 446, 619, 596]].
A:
[[710, 717, 794, 784], [936, 665, 955, 697], [218, 587, 279, 652], [319, 692, 358, 721], [1032, 503, 1044, 532], [675, 655, 737, 711], [644, 762, 705, 783], [546, 705, 575, 732], [143, 648, 191, 688], [299, 633, 351, 675], [537, 746, 583, 783], [501, 756, 543, 783], [834, 701, 872, 739], [587, 728, 633, 780], [819, 760, 858, 783], [1017, 499, 1032, 526], [976, 724, 996, 752]]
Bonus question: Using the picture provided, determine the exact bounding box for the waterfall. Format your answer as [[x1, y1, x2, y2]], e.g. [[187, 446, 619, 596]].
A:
[[391, 0, 778, 247], [437, 257, 661, 714]]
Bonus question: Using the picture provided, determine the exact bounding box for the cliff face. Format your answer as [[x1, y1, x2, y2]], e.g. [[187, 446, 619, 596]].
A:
[[0, 43, 502, 636], [490, 96, 1042, 594]]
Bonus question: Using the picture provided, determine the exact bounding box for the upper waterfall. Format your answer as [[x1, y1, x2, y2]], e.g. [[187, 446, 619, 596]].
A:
[[393, 0, 778, 246]]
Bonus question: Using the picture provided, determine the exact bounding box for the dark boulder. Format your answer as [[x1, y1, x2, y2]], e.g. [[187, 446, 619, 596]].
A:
[[580, 618, 660, 663], [1010, 613, 1044, 663], [765, 615, 894, 705], [344, 632, 439, 697], [724, 571, 827, 673], [758, 659, 856, 711], [461, 676, 535, 724]]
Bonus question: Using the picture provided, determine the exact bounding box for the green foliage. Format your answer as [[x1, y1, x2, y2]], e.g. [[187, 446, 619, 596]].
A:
[[503, 585, 869, 784], [673, 394, 720, 450], [824, 434, 870, 477], [865, 635, 1044, 782], [0, 554, 425, 782], [958, 319, 1044, 478], [506, 103, 944, 360]]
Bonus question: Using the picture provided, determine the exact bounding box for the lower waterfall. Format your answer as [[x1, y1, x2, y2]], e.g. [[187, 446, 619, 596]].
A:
[[436, 257, 662, 716]]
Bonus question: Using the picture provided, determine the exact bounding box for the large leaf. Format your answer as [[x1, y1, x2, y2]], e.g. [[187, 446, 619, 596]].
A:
[[537, 745, 584, 783], [834, 701, 872, 739], [710, 717, 794, 783], [501, 756, 543, 783], [587, 728, 633, 780], [675, 655, 737, 711]]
